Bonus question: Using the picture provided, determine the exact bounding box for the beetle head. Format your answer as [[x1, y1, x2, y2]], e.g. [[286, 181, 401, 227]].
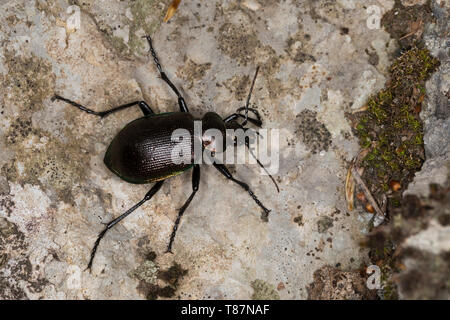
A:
[[201, 112, 226, 153]]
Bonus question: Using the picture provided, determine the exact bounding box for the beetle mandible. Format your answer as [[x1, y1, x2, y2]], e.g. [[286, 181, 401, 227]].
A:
[[52, 36, 279, 271]]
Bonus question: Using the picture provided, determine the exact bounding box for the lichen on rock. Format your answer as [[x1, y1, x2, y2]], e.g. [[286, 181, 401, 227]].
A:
[[250, 279, 280, 300]]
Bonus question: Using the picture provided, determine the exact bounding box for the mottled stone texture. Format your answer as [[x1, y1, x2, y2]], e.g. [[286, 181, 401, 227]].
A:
[[0, 0, 446, 299]]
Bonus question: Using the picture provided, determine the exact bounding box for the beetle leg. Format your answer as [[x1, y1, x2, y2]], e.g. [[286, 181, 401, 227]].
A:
[[225, 121, 278, 192], [166, 164, 200, 253], [213, 163, 271, 221], [223, 113, 262, 127], [52, 95, 154, 117], [143, 36, 189, 113], [86, 180, 164, 272], [236, 107, 262, 123]]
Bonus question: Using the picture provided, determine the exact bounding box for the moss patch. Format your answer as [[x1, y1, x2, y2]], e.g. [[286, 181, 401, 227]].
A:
[[129, 260, 159, 285], [352, 46, 439, 208]]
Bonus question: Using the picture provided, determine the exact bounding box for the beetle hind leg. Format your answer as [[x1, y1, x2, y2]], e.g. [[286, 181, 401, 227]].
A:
[[86, 181, 164, 272], [166, 165, 200, 253]]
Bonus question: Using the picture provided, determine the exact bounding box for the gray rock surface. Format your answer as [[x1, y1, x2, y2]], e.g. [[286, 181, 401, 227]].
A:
[[398, 1, 449, 300], [406, 0, 449, 197], [0, 0, 447, 300]]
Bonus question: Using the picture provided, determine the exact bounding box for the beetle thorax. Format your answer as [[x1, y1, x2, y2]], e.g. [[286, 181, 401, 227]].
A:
[[200, 112, 226, 153]]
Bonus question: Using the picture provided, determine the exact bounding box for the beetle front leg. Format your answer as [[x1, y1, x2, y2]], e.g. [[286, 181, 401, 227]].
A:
[[143, 36, 189, 113], [213, 163, 271, 221], [86, 180, 164, 272], [166, 164, 200, 253], [52, 95, 154, 117]]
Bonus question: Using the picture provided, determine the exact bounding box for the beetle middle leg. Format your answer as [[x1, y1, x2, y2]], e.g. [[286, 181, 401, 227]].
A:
[[166, 164, 200, 253], [86, 180, 164, 271], [143, 36, 189, 113], [213, 163, 271, 221], [52, 95, 154, 117]]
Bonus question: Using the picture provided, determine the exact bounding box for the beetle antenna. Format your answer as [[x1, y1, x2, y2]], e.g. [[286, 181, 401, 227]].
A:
[[245, 137, 280, 193], [243, 66, 260, 126]]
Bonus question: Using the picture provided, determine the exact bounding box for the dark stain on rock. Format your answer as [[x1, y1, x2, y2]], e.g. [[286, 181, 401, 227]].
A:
[[0, 197, 15, 217], [296, 110, 332, 154], [365, 48, 379, 66], [317, 216, 334, 233], [381, 0, 433, 50], [294, 214, 304, 227], [6, 118, 34, 145], [287, 37, 316, 64], [131, 248, 188, 300], [363, 183, 449, 299], [223, 74, 250, 101], [158, 263, 188, 288], [307, 265, 378, 300], [0, 51, 55, 113], [0, 218, 48, 299], [217, 22, 260, 66], [176, 58, 212, 89]]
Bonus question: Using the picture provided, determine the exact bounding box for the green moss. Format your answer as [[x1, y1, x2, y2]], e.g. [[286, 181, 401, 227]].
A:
[[251, 280, 280, 300], [353, 46, 439, 201]]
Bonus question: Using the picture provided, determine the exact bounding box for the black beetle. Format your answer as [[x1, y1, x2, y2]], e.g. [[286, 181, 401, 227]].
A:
[[52, 36, 278, 271]]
